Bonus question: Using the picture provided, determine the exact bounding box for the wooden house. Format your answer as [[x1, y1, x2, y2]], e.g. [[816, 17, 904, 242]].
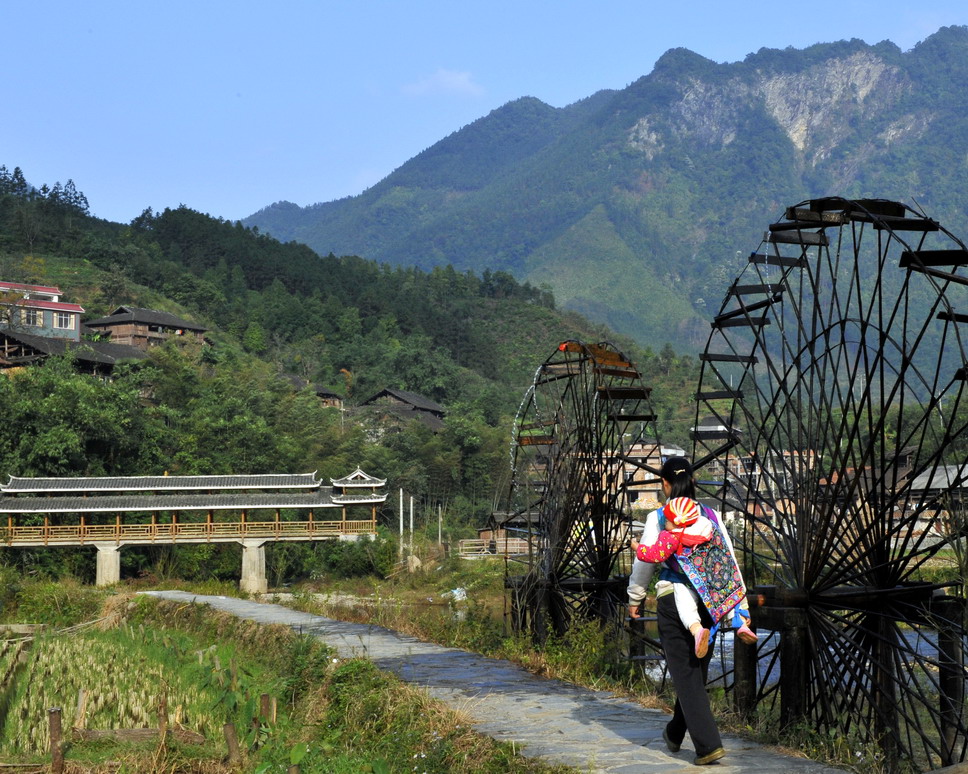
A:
[[84, 306, 207, 350], [360, 388, 445, 431], [282, 374, 344, 409]]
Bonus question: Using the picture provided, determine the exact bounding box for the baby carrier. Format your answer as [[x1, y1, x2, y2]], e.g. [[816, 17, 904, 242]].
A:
[[665, 504, 746, 626]]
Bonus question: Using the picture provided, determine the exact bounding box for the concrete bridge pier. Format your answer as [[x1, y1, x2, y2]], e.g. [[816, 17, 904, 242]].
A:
[[240, 539, 268, 594], [94, 543, 122, 587]]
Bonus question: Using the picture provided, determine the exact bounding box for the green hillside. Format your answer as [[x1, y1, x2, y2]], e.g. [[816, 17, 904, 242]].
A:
[[0, 168, 700, 582], [245, 26, 968, 351]]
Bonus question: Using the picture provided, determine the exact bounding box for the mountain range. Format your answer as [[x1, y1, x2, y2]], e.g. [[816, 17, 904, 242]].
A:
[[245, 26, 968, 351]]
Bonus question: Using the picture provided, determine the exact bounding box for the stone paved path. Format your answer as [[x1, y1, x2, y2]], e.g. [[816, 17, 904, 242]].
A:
[[141, 591, 845, 773]]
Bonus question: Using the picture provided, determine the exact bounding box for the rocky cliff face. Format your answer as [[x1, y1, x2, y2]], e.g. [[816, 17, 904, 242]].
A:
[[629, 51, 916, 173]]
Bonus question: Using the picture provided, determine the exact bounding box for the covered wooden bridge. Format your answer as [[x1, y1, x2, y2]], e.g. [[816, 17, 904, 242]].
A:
[[0, 468, 387, 592]]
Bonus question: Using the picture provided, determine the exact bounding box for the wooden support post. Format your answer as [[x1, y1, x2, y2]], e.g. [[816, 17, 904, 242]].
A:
[[777, 607, 808, 729], [936, 596, 965, 766], [75, 689, 88, 730], [873, 613, 899, 765], [223, 723, 241, 766], [48, 707, 64, 774], [158, 691, 168, 749], [733, 632, 758, 718]]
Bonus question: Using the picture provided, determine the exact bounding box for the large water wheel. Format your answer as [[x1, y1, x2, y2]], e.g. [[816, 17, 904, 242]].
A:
[[692, 197, 968, 771], [503, 340, 660, 642]]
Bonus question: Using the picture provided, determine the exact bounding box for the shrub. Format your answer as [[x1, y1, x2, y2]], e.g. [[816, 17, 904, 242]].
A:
[[9, 578, 105, 626]]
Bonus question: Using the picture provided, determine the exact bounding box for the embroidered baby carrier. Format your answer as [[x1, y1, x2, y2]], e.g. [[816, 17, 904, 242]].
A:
[[664, 504, 746, 625]]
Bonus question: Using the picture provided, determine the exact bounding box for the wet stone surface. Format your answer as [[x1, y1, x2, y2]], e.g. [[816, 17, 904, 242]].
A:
[[141, 591, 845, 773]]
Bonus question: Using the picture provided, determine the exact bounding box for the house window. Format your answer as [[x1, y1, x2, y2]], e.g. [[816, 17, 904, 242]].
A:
[[21, 308, 43, 327], [53, 312, 74, 330]]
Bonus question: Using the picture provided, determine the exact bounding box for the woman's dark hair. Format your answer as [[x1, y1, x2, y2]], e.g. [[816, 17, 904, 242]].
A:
[[660, 456, 696, 499]]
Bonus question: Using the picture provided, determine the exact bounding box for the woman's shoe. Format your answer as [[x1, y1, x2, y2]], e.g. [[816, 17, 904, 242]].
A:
[[662, 726, 681, 752], [694, 627, 710, 658], [695, 747, 726, 765]]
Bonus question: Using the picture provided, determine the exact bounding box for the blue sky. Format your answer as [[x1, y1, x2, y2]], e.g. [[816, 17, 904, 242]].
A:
[[5, 1, 968, 224]]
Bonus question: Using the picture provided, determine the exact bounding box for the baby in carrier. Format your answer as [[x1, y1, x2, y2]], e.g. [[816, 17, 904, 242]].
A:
[[636, 496, 757, 657]]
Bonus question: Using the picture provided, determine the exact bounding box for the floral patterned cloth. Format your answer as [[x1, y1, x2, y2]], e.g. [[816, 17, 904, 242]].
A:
[[676, 506, 746, 625]]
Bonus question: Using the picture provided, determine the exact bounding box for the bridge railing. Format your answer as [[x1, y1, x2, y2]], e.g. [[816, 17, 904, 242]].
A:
[[0, 519, 377, 546]]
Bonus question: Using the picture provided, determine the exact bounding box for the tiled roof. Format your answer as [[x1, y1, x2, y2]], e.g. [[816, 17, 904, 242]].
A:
[[0, 330, 148, 365], [281, 374, 342, 399], [0, 491, 354, 514], [362, 388, 445, 415], [2, 473, 323, 494], [331, 467, 386, 487], [0, 471, 388, 513], [10, 298, 84, 312], [0, 281, 62, 296], [85, 306, 206, 332], [907, 465, 968, 492]]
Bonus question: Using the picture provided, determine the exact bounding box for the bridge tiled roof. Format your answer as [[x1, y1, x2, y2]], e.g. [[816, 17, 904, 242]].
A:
[[0, 490, 387, 514], [1, 473, 323, 494], [331, 467, 386, 487]]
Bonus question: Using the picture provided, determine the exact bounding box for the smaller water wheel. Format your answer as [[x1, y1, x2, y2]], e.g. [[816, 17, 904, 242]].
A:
[[503, 340, 660, 642]]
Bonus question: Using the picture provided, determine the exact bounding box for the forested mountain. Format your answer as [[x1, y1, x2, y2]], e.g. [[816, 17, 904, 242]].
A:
[[245, 26, 968, 351]]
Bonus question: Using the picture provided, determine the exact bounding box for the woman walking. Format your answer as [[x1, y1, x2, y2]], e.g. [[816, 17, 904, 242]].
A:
[[628, 456, 747, 766]]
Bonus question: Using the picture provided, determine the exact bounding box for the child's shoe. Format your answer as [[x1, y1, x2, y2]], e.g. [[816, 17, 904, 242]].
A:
[[736, 622, 758, 645]]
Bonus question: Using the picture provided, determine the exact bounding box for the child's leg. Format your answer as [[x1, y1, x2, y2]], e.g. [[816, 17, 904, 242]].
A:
[[673, 583, 702, 630], [733, 598, 758, 644], [673, 584, 709, 658]]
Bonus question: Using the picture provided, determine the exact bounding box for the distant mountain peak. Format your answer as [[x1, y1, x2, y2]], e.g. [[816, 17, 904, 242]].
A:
[[245, 26, 968, 351]]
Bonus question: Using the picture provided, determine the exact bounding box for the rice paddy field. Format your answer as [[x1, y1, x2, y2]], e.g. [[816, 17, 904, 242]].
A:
[[0, 621, 279, 757]]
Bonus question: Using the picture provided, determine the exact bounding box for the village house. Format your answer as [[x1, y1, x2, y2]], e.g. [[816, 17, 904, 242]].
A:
[[359, 387, 446, 431], [621, 440, 687, 512], [84, 305, 207, 350], [282, 374, 344, 409], [0, 281, 84, 341]]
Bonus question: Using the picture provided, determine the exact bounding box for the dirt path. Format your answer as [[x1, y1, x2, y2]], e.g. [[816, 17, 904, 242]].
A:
[[142, 591, 844, 773]]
